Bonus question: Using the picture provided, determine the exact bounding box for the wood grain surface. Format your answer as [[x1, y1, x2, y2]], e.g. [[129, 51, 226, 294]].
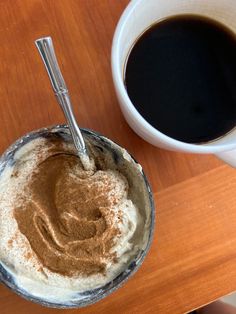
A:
[[0, 1, 235, 313]]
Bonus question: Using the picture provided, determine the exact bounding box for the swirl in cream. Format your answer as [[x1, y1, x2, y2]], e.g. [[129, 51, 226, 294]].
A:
[[14, 153, 129, 276]]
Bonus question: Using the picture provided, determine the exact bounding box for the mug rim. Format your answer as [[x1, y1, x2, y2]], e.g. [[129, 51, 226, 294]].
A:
[[111, 0, 236, 154]]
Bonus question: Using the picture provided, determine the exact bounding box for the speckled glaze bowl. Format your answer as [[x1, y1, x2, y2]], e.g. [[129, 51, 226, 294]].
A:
[[0, 125, 155, 308]]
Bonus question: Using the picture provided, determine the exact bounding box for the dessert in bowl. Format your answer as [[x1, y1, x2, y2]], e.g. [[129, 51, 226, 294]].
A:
[[0, 125, 154, 308]]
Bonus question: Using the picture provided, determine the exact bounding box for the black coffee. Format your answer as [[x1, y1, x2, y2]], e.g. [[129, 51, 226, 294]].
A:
[[125, 15, 236, 143]]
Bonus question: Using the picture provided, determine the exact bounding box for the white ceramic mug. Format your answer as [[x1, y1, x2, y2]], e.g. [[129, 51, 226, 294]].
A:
[[111, 0, 236, 167]]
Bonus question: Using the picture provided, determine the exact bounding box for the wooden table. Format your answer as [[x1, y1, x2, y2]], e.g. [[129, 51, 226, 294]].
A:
[[0, 1, 236, 313]]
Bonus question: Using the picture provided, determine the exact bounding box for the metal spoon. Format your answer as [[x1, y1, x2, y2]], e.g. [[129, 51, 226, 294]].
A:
[[35, 36, 91, 170]]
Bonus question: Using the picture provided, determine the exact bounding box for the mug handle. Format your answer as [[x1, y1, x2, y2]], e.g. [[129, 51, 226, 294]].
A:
[[215, 150, 236, 168]]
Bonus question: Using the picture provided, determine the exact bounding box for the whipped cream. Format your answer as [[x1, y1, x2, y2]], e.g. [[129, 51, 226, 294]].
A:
[[0, 134, 150, 303]]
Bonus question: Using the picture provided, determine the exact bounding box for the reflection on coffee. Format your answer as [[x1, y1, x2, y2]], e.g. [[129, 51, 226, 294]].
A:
[[125, 15, 236, 143]]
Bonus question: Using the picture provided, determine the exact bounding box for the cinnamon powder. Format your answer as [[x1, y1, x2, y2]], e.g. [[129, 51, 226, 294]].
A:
[[14, 151, 127, 277]]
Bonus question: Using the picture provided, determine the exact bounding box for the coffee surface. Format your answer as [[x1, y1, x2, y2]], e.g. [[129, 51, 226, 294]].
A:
[[125, 15, 236, 143]]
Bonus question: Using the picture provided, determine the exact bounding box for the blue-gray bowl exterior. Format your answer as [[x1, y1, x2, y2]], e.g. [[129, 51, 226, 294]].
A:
[[0, 125, 155, 308]]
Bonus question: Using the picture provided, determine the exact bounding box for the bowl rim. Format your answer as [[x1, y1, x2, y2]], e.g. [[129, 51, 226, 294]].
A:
[[0, 124, 155, 309]]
